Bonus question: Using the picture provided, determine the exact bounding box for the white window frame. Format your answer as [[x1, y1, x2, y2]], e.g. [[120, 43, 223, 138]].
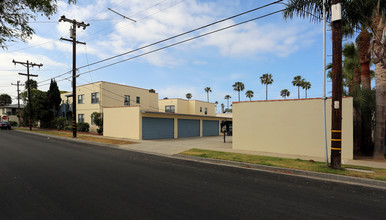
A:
[[78, 94, 84, 104], [78, 114, 84, 123], [165, 105, 175, 113], [91, 92, 99, 104]]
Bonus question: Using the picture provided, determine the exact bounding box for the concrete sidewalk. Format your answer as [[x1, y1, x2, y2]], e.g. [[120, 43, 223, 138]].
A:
[[116, 135, 386, 169]]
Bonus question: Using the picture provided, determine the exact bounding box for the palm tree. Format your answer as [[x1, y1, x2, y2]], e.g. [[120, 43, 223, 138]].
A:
[[301, 80, 311, 99], [186, 93, 192, 100], [280, 89, 290, 99], [292, 75, 303, 99], [283, 0, 386, 158], [232, 82, 244, 102], [224, 95, 231, 108], [204, 87, 212, 102], [260, 73, 274, 100], [245, 90, 254, 101]]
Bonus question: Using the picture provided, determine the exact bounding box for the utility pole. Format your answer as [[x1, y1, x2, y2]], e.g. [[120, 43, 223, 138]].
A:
[[11, 81, 24, 127], [330, 0, 343, 169], [59, 15, 89, 138], [12, 60, 42, 131]]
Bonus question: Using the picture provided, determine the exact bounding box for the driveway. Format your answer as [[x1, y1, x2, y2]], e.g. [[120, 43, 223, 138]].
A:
[[118, 136, 232, 155]]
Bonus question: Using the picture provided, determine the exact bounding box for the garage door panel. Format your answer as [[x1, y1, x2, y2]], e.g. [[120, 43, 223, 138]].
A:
[[178, 119, 200, 138], [142, 117, 174, 140], [203, 120, 219, 136]]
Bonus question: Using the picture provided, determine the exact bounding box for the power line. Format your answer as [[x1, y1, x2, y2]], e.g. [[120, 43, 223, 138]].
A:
[[38, 1, 283, 85], [76, 9, 285, 77], [77, 0, 283, 70]]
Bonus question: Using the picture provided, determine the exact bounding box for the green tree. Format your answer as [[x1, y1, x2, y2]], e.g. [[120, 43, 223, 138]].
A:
[[91, 112, 103, 134], [260, 73, 274, 100], [245, 90, 254, 101], [232, 81, 244, 102], [20, 89, 51, 127], [292, 75, 303, 99], [280, 89, 290, 99], [0, 0, 76, 49], [0, 93, 12, 106], [224, 95, 231, 108], [47, 79, 61, 117], [25, 79, 37, 90], [204, 87, 212, 102], [186, 93, 192, 100], [149, 89, 156, 93]]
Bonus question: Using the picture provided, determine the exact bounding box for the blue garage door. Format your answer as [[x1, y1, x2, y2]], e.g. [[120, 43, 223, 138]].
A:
[[203, 120, 219, 136], [142, 117, 174, 140], [178, 119, 200, 138]]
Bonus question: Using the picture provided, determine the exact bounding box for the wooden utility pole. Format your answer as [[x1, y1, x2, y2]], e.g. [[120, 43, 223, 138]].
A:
[[59, 15, 89, 138], [12, 60, 42, 131], [331, 0, 343, 169], [11, 81, 24, 127]]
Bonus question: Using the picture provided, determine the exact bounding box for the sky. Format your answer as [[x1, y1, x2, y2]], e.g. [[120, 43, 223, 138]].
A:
[[0, 0, 365, 108]]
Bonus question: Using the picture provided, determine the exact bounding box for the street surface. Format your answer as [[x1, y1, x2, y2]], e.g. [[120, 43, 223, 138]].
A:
[[0, 130, 385, 219]]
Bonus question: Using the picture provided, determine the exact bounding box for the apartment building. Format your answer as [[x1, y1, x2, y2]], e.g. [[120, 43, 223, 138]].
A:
[[60, 81, 158, 132], [158, 99, 215, 116]]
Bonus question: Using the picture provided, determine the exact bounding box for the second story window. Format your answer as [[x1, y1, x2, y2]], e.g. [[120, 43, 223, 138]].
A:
[[205, 108, 207, 115], [124, 95, 130, 106], [91, 92, 99, 104], [136, 96, 140, 104], [200, 107, 202, 112], [165, 105, 175, 113], [78, 94, 84, 104]]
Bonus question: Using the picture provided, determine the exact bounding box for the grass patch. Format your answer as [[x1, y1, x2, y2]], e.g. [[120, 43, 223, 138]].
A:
[[180, 149, 386, 181], [14, 127, 136, 145]]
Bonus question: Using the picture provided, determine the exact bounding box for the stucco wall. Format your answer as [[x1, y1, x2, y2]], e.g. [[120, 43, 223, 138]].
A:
[[104, 106, 141, 139], [233, 98, 353, 160]]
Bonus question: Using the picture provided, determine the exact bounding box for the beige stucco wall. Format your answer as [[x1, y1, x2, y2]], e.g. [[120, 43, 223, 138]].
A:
[[158, 99, 215, 116], [104, 106, 141, 139], [233, 97, 353, 160]]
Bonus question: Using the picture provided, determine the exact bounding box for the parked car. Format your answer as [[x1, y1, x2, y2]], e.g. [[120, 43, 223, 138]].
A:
[[0, 121, 11, 130]]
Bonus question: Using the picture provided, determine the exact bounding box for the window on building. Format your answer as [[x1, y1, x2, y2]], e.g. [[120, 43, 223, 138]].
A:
[[124, 95, 130, 106], [78, 94, 84, 104], [205, 108, 207, 115], [78, 114, 84, 123], [165, 105, 175, 113], [91, 114, 95, 125], [136, 96, 140, 104], [91, 92, 99, 104], [200, 107, 202, 112]]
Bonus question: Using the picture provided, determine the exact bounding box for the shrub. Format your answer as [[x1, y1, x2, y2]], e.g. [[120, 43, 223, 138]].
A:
[[9, 121, 18, 126], [77, 122, 89, 132], [53, 117, 67, 130], [97, 127, 103, 135], [64, 124, 72, 131]]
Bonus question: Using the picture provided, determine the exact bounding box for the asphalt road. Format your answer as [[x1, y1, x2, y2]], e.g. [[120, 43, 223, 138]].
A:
[[0, 130, 385, 220]]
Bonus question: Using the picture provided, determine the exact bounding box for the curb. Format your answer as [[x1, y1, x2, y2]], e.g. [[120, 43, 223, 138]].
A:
[[14, 129, 119, 149], [173, 154, 386, 190]]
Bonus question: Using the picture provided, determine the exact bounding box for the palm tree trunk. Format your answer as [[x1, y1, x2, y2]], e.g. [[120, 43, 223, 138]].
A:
[[373, 14, 386, 158], [298, 86, 300, 99], [238, 91, 240, 102], [357, 29, 371, 91], [305, 89, 307, 99], [207, 92, 209, 102], [266, 84, 268, 100]]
